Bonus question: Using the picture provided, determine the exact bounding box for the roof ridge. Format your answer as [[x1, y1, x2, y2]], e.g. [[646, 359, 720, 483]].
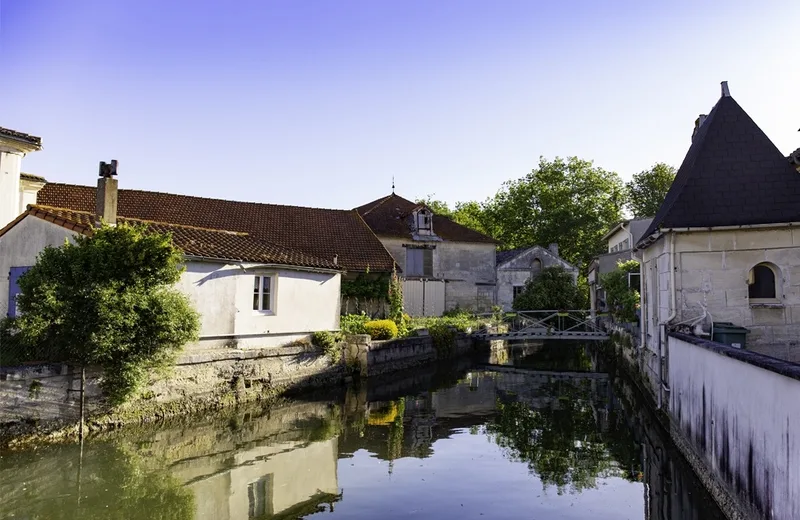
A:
[[40, 182, 358, 213], [359, 194, 394, 216]]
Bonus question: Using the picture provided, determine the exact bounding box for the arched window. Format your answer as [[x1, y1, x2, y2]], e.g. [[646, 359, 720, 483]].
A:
[[748, 264, 777, 300], [531, 258, 542, 274]]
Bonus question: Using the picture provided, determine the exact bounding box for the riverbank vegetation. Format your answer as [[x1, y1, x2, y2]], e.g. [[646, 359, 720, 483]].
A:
[[0, 223, 200, 405]]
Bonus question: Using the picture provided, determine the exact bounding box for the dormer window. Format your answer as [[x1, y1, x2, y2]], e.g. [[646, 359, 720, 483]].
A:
[[415, 208, 433, 235]]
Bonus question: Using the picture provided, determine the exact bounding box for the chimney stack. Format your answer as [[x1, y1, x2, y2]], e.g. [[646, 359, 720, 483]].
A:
[[548, 243, 559, 257], [96, 160, 118, 225], [721, 81, 730, 97]]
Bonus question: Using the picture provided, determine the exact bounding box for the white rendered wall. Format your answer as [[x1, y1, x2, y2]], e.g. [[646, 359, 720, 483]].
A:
[[0, 152, 23, 229]]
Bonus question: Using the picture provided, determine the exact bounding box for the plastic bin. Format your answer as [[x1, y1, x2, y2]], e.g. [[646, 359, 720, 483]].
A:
[[712, 322, 750, 349]]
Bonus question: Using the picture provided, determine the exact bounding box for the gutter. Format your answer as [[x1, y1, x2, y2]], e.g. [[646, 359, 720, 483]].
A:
[[182, 255, 343, 275]]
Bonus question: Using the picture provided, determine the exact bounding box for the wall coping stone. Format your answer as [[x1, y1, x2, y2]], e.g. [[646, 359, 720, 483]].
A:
[[669, 332, 800, 382]]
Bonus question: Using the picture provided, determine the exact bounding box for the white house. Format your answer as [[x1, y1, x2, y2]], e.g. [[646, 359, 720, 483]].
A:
[[495, 244, 578, 311], [356, 193, 498, 315], [635, 82, 800, 366], [0, 163, 402, 349], [0, 126, 44, 230]]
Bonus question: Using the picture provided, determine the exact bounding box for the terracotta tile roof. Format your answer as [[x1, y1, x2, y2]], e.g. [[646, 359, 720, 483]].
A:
[[356, 193, 498, 244], [0, 126, 42, 147], [639, 91, 800, 246], [20, 172, 47, 183], [4, 205, 340, 270], [36, 184, 396, 272]]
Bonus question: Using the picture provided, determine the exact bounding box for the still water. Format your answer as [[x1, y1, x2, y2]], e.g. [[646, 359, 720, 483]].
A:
[[0, 342, 726, 520]]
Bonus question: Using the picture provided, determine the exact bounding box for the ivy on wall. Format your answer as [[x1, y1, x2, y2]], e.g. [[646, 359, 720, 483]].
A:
[[341, 271, 391, 315]]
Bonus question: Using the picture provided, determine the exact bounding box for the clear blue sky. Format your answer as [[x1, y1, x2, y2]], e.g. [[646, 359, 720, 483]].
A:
[[3, 0, 798, 210]]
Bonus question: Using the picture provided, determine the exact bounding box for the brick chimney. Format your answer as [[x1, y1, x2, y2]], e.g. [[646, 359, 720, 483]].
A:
[[96, 160, 118, 225], [548, 243, 559, 257]]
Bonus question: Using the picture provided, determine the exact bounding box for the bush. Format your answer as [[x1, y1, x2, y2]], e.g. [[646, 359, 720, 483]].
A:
[[512, 266, 582, 311], [428, 321, 456, 355], [311, 331, 343, 363], [341, 313, 370, 335], [600, 260, 640, 323], [364, 319, 398, 340]]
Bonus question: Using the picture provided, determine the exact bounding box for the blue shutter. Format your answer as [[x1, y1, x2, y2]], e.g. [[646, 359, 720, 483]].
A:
[[8, 267, 32, 318]]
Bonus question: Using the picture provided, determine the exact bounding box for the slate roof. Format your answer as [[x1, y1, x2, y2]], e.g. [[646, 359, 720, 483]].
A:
[[0, 126, 42, 147], [36, 184, 397, 272], [0, 205, 340, 270], [638, 92, 800, 247], [356, 193, 498, 244], [496, 248, 526, 265]]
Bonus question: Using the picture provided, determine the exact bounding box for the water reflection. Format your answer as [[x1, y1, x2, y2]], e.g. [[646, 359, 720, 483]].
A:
[[0, 342, 726, 520]]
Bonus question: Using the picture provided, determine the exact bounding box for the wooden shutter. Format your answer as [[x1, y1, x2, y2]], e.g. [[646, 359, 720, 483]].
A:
[[422, 249, 433, 277], [8, 267, 31, 318]]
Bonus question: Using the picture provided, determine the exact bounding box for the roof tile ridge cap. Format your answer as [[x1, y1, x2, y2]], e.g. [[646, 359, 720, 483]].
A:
[[359, 194, 395, 217], [118, 216, 249, 235], [351, 209, 399, 265], [30, 203, 94, 215]]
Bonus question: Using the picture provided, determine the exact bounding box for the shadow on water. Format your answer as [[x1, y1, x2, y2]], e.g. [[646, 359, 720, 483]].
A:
[[0, 341, 727, 520]]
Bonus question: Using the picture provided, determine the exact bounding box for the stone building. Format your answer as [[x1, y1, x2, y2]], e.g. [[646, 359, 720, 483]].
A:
[[495, 244, 578, 311], [356, 193, 498, 315], [635, 82, 800, 363], [588, 218, 652, 315]]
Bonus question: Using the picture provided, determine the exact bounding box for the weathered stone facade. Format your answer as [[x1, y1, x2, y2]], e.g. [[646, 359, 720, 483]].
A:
[[379, 236, 497, 313], [640, 227, 800, 361], [496, 245, 578, 311]]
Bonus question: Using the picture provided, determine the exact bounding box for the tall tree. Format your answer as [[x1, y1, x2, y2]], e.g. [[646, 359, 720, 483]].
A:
[[416, 197, 492, 235], [416, 196, 453, 218], [482, 156, 625, 268], [625, 163, 676, 218]]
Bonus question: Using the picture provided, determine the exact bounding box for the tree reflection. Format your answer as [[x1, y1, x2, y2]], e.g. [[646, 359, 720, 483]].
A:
[[484, 379, 641, 495], [1, 442, 194, 520]]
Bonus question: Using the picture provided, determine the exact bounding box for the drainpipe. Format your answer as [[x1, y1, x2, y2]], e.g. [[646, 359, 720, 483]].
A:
[[656, 232, 677, 408]]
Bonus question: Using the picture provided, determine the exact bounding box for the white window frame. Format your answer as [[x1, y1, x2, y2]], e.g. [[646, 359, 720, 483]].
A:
[[253, 274, 277, 314]]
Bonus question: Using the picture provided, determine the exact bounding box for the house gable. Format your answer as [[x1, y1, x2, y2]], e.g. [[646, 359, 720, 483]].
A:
[[497, 245, 577, 273]]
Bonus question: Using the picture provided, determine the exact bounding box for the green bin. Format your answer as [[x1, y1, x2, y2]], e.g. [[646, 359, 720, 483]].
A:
[[712, 322, 750, 349]]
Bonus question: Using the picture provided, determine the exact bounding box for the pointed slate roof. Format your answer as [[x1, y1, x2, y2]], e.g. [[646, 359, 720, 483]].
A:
[[356, 193, 498, 244], [638, 88, 800, 247]]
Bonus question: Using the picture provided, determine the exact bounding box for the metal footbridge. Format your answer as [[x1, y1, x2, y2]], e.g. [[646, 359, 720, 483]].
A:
[[473, 310, 609, 341]]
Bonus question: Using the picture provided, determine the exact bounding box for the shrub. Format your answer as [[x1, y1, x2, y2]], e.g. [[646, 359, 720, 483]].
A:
[[428, 321, 456, 356], [600, 260, 641, 323], [341, 313, 370, 335], [311, 330, 343, 363], [364, 319, 398, 340]]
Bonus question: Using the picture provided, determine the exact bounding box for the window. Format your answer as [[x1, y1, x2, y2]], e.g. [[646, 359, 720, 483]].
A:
[[253, 275, 272, 311], [248, 476, 271, 518], [513, 285, 525, 300], [7, 266, 32, 318], [531, 258, 542, 274], [628, 272, 641, 291], [748, 264, 777, 300], [406, 248, 433, 277]]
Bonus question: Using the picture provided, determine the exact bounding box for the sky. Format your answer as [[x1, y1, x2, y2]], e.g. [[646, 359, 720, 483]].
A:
[[3, 0, 799, 210]]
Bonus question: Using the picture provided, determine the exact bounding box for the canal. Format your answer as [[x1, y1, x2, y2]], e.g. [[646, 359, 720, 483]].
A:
[[0, 341, 727, 519]]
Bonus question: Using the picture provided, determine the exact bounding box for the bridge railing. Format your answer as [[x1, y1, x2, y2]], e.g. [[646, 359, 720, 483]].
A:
[[474, 309, 604, 335]]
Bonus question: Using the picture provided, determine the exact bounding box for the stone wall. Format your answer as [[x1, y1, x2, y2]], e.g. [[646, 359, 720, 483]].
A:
[[344, 333, 477, 377], [0, 343, 343, 439]]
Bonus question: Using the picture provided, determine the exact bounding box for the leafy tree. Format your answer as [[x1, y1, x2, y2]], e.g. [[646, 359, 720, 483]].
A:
[[482, 156, 625, 268], [0, 223, 200, 404], [599, 260, 640, 323], [416, 196, 492, 235], [625, 163, 676, 218], [512, 266, 583, 310]]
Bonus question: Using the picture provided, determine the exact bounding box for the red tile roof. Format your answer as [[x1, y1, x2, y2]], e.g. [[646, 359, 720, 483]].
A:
[[35, 184, 397, 272], [1, 205, 341, 270], [356, 193, 498, 244]]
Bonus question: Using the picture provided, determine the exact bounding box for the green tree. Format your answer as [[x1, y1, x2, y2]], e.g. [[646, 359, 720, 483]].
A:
[[512, 266, 584, 310], [599, 260, 640, 323], [416, 196, 492, 235], [0, 223, 200, 404], [625, 163, 676, 218], [482, 156, 625, 268]]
